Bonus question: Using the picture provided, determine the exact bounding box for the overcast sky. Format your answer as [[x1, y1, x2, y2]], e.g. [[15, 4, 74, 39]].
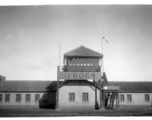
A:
[[0, 5, 152, 81]]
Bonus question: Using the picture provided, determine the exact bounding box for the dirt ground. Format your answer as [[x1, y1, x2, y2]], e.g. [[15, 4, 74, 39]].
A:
[[0, 107, 152, 117]]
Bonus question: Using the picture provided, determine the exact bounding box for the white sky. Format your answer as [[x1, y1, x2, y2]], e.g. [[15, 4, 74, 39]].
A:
[[0, 2, 152, 81]]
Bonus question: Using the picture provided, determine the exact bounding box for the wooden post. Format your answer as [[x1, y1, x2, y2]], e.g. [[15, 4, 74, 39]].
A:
[[93, 79, 97, 108], [103, 90, 105, 109], [56, 66, 59, 109], [99, 79, 102, 109], [117, 92, 119, 109], [95, 80, 97, 107], [116, 92, 117, 109]]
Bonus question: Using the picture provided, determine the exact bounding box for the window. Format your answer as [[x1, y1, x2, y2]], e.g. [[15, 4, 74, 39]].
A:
[[16, 94, 21, 102], [5, 94, 10, 102], [145, 94, 150, 102], [26, 94, 31, 102], [0, 94, 2, 102], [69, 93, 75, 101], [82, 93, 88, 101], [127, 94, 132, 102], [35, 94, 40, 102], [119, 94, 124, 102]]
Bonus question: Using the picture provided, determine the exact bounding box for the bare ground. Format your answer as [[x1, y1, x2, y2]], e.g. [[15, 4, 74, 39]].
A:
[[0, 107, 152, 117]]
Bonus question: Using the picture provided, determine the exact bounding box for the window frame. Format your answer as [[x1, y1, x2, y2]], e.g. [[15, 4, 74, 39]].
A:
[[145, 94, 150, 102], [16, 94, 21, 102], [5, 94, 10, 102], [69, 93, 75, 102], [35, 94, 40, 102], [0, 94, 2, 102], [82, 93, 89, 102], [25, 94, 31, 102], [119, 94, 125, 102], [127, 94, 132, 102]]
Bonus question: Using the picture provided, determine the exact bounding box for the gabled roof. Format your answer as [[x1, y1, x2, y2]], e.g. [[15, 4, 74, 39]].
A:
[[108, 81, 152, 93], [64, 46, 103, 58], [61, 80, 94, 86], [0, 81, 52, 92], [1, 80, 152, 93]]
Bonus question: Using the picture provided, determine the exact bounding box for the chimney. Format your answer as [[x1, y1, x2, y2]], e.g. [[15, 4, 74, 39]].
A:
[[0, 75, 5, 82]]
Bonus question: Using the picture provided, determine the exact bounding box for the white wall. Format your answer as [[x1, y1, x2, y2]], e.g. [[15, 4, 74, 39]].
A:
[[1, 91, 152, 108], [59, 81, 100, 109], [0, 92, 44, 107], [118, 93, 152, 107]]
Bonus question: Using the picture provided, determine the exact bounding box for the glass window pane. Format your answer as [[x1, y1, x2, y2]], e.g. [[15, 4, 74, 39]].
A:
[[82, 93, 88, 101], [127, 94, 132, 102], [26, 94, 31, 102], [5, 94, 10, 102], [69, 93, 75, 101], [120, 94, 124, 101], [35, 94, 40, 102], [145, 94, 150, 102], [16, 94, 21, 102], [0, 94, 2, 102]]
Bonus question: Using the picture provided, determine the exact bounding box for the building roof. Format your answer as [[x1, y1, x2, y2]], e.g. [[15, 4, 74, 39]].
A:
[[1, 80, 152, 93], [64, 46, 103, 58], [108, 81, 152, 93], [0, 81, 52, 92], [61, 80, 94, 86]]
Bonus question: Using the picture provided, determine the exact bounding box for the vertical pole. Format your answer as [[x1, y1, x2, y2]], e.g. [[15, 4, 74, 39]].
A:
[[94, 80, 97, 109], [116, 93, 117, 109], [56, 66, 59, 109], [118, 92, 119, 109], [99, 79, 102, 109], [101, 37, 104, 72], [95, 80, 97, 104], [56, 44, 61, 110], [100, 37, 104, 110], [103, 90, 105, 109], [95, 85, 97, 106]]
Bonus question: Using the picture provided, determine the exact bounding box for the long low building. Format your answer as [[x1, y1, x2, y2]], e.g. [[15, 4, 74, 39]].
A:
[[0, 79, 152, 109]]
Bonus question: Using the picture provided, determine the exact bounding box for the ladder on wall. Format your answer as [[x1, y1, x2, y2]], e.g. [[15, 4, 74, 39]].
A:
[[108, 93, 116, 109]]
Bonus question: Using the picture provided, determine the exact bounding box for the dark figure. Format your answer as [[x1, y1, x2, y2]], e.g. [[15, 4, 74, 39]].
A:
[[105, 95, 108, 108]]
